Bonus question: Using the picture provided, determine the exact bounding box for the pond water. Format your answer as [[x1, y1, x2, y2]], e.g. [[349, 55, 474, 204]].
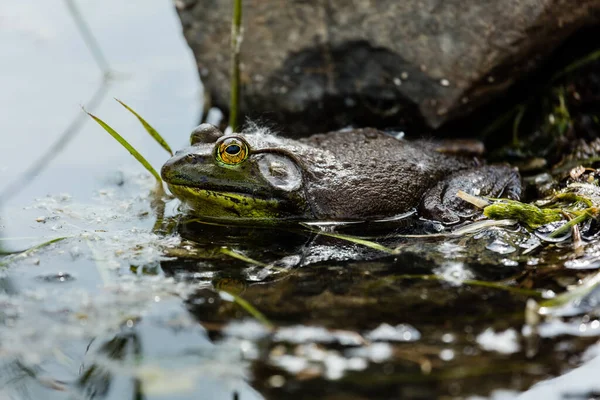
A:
[[1, 2, 600, 400]]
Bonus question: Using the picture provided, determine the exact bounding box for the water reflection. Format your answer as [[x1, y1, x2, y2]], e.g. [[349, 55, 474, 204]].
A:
[[0, 0, 200, 213]]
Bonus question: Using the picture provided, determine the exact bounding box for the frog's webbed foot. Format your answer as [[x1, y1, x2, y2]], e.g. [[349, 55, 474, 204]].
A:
[[419, 165, 521, 224]]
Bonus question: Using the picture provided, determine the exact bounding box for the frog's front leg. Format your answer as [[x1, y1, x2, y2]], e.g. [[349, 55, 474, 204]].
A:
[[419, 165, 521, 224]]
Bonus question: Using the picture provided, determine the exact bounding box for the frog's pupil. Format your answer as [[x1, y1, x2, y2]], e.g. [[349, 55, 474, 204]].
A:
[[226, 145, 241, 155]]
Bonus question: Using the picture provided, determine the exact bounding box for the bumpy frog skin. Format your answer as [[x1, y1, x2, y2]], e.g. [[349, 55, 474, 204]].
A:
[[161, 124, 521, 224]]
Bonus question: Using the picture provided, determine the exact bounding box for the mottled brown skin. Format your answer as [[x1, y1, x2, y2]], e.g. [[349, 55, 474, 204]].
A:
[[297, 130, 465, 220], [161, 125, 521, 224]]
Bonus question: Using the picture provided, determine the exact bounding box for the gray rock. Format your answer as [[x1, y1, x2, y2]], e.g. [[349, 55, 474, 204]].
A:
[[174, 0, 600, 135]]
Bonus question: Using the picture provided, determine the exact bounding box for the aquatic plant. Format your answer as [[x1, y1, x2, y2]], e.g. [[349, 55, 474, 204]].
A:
[[481, 190, 598, 237], [482, 46, 600, 152], [85, 108, 164, 187]]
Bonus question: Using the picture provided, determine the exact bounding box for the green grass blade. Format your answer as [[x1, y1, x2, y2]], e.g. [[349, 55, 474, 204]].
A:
[[86, 110, 162, 185], [300, 223, 397, 254], [548, 212, 590, 239], [220, 247, 270, 267], [538, 269, 600, 311], [221, 291, 273, 328], [552, 48, 600, 82], [115, 99, 173, 156], [375, 274, 543, 297], [512, 105, 527, 146], [0, 237, 69, 268]]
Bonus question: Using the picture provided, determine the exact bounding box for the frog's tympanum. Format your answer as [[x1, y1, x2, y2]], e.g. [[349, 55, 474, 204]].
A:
[[161, 124, 521, 224]]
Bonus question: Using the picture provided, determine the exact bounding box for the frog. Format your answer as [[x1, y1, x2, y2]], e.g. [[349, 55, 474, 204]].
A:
[[161, 124, 521, 225]]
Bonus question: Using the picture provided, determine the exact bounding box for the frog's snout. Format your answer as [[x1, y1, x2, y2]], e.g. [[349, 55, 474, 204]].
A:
[[162, 150, 208, 181], [160, 157, 176, 182], [161, 153, 188, 182]]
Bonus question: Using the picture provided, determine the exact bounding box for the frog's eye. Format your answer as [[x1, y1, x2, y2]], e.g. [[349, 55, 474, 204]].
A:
[[216, 137, 249, 165]]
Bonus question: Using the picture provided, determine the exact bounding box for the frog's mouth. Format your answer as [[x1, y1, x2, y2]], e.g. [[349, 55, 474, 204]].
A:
[[166, 182, 274, 201], [166, 183, 286, 220], [161, 166, 279, 200]]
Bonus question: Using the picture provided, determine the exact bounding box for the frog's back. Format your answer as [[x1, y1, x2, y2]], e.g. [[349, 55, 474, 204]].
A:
[[296, 128, 472, 220], [299, 129, 469, 171]]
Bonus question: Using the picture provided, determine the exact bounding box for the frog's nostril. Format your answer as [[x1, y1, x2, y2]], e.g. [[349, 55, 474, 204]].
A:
[[184, 154, 206, 165]]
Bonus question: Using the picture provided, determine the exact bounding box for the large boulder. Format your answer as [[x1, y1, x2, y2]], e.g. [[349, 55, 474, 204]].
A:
[[175, 0, 600, 135]]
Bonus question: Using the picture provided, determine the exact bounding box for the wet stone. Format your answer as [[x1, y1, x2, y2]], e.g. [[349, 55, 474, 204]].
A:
[[176, 0, 600, 134]]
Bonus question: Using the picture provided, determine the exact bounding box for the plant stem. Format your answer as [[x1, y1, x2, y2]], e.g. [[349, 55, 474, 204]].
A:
[[229, 0, 243, 132], [512, 105, 526, 146]]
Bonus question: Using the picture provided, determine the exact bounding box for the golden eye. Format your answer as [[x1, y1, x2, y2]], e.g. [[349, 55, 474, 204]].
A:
[[216, 137, 249, 165]]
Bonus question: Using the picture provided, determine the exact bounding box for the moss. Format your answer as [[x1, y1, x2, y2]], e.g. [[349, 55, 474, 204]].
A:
[[483, 200, 564, 229]]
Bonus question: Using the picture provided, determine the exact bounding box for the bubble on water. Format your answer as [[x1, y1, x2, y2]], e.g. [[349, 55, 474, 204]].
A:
[[535, 319, 600, 338], [347, 342, 393, 363], [268, 375, 286, 388], [434, 262, 473, 286], [437, 242, 464, 257], [527, 258, 540, 266], [365, 323, 421, 342], [439, 349, 455, 361], [223, 320, 270, 341], [268, 343, 370, 381], [476, 328, 520, 354], [486, 239, 516, 254], [442, 333, 455, 343], [323, 352, 366, 380], [565, 258, 600, 270], [271, 354, 308, 374], [274, 325, 362, 346], [501, 258, 519, 267]]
